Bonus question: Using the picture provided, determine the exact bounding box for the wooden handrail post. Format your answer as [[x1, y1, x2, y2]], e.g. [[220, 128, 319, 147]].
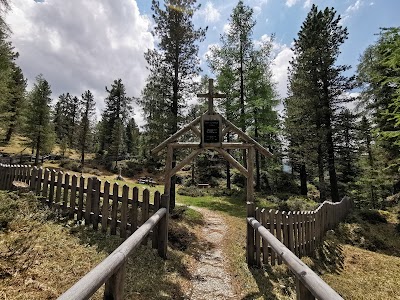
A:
[[158, 194, 169, 258], [296, 278, 315, 300], [104, 262, 126, 300], [247, 201, 256, 265]]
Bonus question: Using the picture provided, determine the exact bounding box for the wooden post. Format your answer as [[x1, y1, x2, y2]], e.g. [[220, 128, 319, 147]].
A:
[[130, 187, 139, 234], [261, 209, 269, 264], [120, 185, 129, 238], [36, 167, 43, 196], [63, 173, 70, 212], [85, 177, 93, 225], [70, 175, 78, 218], [246, 201, 255, 265], [158, 194, 169, 258], [247, 146, 255, 202], [111, 183, 119, 235], [93, 179, 101, 230], [152, 191, 161, 249], [42, 168, 50, 201], [55, 171, 63, 207], [49, 169, 56, 206], [269, 209, 276, 265], [296, 277, 315, 300], [104, 262, 126, 300], [276, 210, 282, 264], [30, 166, 38, 191], [255, 208, 261, 267], [101, 181, 110, 232], [77, 176, 85, 220]]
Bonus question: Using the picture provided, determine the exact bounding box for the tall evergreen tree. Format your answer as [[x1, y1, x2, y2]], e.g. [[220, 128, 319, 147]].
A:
[[141, 0, 206, 209], [101, 79, 132, 168], [79, 90, 96, 167], [25, 75, 54, 165], [125, 117, 140, 158], [287, 5, 354, 202]]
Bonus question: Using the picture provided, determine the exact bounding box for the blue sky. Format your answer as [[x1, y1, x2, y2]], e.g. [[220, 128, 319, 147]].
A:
[[6, 0, 399, 126], [138, 0, 399, 97]]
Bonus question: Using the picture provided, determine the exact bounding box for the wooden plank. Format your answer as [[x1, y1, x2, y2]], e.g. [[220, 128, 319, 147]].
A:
[[30, 167, 37, 191], [42, 168, 50, 200], [296, 277, 315, 300], [255, 208, 261, 266], [246, 202, 255, 265], [120, 185, 129, 238], [307, 212, 312, 255], [101, 181, 110, 232], [158, 194, 169, 258], [301, 212, 306, 256], [288, 212, 295, 253], [77, 176, 85, 220], [247, 146, 255, 203], [104, 263, 126, 300], [261, 209, 269, 264], [93, 179, 101, 230], [55, 171, 63, 205], [310, 212, 315, 254], [283, 211, 289, 248], [164, 145, 173, 195], [152, 191, 160, 249], [85, 177, 93, 225], [296, 211, 301, 257], [276, 210, 282, 264], [49, 169, 56, 206], [130, 187, 139, 234], [70, 175, 77, 218], [111, 183, 119, 235], [62, 173, 70, 211], [269, 209, 276, 266], [36, 167, 43, 195], [141, 189, 150, 245]]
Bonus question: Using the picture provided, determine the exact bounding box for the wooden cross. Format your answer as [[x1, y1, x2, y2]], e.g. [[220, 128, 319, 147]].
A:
[[197, 78, 226, 114]]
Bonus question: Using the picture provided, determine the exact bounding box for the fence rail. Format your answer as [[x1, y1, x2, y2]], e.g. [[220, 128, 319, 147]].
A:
[[0, 163, 170, 299], [0, 163, 163, 241], [247, 196, 353, 267]]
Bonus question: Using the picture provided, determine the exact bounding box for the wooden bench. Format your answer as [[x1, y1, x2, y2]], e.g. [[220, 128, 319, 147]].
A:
[[197, 183, 209, 188]]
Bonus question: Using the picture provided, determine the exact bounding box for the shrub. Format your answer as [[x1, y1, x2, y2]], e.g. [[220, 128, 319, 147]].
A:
[[232, 173, 245, 188], [358, 209, 388, 224], [278, 196, 318, 211], [177, 186, 207, 197]]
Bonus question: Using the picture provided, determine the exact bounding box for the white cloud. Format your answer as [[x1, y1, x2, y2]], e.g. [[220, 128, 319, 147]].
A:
[[6, 0, 154, 127], [341, 0, 363, 23], [198, 2, 220, 23], [271, 46, 294, 99], [285, 0, 300, 7], [303, 0, 312, 8], [223, 23, 231, 34]]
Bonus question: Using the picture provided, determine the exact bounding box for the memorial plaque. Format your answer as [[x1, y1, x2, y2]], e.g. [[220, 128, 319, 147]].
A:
[[204, 120, 220, 143]]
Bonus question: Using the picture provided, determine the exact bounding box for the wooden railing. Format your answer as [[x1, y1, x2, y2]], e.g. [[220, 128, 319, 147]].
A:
[[247, 217, 343, 300], [247, 197, 353, 266], [0, 163, 170, 299]]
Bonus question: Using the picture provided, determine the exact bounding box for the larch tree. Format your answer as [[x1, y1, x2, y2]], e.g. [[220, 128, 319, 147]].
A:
[[141, 0, 206, 209]]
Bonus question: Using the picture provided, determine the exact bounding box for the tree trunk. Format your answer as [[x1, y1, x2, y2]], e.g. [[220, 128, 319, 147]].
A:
[[300, 163, 308, 195], [254, 114, 260, 191], [317, 143, 326, 202], [5, 126, 13, 143], [239, 41, 247, 168]]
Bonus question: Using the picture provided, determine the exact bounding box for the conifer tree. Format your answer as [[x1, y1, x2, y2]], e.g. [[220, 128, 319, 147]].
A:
[[141, 0, 206, 209], [25, 75, 54, 165], [79, 90, 96, 167]]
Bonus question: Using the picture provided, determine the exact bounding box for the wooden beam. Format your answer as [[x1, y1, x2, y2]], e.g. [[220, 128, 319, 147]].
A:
[[222, 143, 253, 149], [222, 125, 231, 137], [170, 142, 200, 149], [221, 116, 273, 157], [152, 116, 201, 155], [190, 125, 201, 137], [214, 148, 248, 178], [169, 149, 203, 177], [164, 145, 173, 195]]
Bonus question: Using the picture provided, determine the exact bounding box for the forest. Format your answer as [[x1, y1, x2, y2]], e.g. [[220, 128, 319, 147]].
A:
[[0, 0, 399, 211]]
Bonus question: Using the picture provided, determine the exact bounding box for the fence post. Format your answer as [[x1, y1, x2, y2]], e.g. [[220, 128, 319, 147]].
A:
[[247, 201, 256, 265], [296, 278, 315, 300], [158, 194, 169, 259], [104, 262, 126, 300]]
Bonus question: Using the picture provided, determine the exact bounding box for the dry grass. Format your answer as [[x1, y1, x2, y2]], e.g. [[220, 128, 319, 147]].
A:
[[322, 245, 400, 299], [0, 191, 205, 299]]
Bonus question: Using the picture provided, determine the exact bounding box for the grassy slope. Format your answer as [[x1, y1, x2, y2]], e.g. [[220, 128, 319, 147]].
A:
[[0, 191, 203, 299]]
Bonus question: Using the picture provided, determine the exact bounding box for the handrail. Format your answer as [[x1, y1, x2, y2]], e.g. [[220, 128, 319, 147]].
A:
[[58, 207, 167, 300], [247, 217, 343, 300]]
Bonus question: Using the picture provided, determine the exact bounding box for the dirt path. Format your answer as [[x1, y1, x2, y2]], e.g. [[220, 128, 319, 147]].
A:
[[187, 208, 237, 300]]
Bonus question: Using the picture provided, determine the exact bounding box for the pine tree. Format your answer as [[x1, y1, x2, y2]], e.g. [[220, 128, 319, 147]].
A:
[[288, 5, 354, 202], [125, 117, 140, 159], [141, 0, 206, 209], [101, 79, 132, 169], [79, 90, 96, 167], [25, 75, 54, 165]]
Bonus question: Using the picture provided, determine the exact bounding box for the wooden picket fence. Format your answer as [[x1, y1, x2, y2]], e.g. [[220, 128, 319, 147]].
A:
[[0, 163, 163, 242], [247, 196, 353, 267]]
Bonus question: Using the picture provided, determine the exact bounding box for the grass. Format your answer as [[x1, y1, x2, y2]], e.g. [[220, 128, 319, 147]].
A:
[[0, 191, 205, 299]]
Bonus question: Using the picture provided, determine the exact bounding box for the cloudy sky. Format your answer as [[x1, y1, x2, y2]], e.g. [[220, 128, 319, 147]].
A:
[[5, 0, 399, 126]]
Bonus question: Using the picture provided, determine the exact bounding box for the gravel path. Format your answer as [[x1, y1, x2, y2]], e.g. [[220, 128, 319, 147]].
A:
[[188, 208, 237, 300]]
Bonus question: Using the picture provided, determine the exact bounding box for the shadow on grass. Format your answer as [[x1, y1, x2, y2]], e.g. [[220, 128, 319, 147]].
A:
[[312, 238, 345, 275], [63, 216, 206, 300]]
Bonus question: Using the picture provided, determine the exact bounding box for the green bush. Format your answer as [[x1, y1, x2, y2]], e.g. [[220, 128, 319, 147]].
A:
[[177, 186, 207, 197], [278, 196, 318, 211], [59, 159, 81, 172]]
